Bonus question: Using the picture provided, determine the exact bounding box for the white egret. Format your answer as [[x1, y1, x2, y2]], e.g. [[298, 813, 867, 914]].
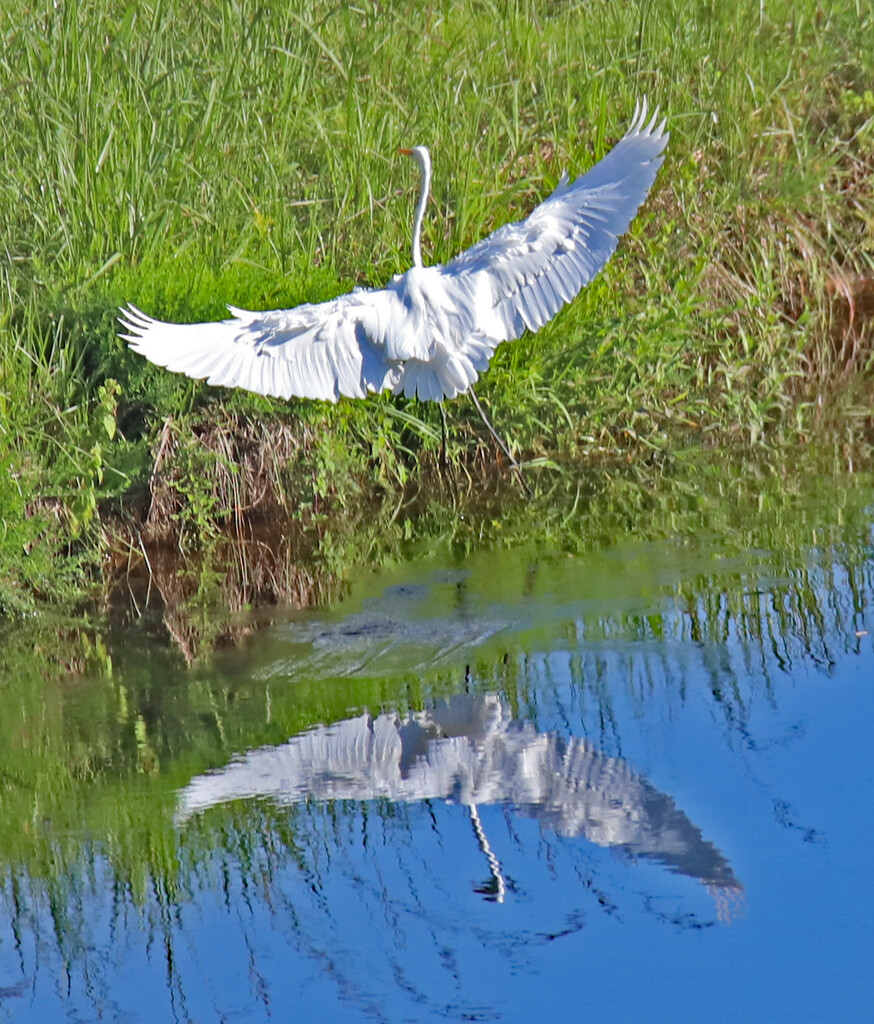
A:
[[120, 100, 667, 461]]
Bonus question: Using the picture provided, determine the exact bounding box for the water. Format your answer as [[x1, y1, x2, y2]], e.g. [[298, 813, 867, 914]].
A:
[[1, 450, 873, 1022]]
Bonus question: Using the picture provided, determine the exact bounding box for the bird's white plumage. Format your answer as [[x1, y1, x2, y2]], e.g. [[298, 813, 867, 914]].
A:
[[120, 100, 668, 403]]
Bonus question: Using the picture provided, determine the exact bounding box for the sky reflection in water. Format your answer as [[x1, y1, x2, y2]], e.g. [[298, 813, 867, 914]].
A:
[[1, 478, 874, 1023]]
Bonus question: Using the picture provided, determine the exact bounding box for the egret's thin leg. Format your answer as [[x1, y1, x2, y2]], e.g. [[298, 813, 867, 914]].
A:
[[468, 388, 529, 493], [439, 402, 448, 471], [468, 803, 506, 903]]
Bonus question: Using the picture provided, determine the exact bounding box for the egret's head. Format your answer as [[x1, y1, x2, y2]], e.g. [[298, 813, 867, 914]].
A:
[[399, 145, 431, 178]]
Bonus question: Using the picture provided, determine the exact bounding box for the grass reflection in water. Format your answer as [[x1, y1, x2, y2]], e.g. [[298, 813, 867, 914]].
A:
[[0, 446, 872, 1021]]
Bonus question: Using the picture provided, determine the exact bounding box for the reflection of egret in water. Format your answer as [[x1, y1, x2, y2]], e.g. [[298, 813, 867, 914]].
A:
[[179, 694, 742, 911]]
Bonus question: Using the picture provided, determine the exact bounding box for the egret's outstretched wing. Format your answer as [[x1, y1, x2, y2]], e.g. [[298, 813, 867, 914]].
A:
[[442, 99, 668, 342], [119, 291, 403, 403]]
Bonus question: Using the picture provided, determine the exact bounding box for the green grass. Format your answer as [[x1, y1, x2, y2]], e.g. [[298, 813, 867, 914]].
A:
[[1, 0, 873, 607]]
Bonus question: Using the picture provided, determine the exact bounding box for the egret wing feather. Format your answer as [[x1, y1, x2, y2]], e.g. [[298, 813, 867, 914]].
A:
[[119, 290, 404, 403], [441, 100, 669, 344]]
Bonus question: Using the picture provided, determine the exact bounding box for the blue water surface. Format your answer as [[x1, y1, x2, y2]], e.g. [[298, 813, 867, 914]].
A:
[[1, 484, 873, 1023]]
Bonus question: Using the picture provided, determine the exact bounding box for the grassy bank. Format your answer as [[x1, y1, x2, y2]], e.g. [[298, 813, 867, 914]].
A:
[[1, 0, 873, 613]]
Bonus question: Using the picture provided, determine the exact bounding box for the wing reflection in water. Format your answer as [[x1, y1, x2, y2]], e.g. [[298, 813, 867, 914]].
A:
[[179, 694, 741, 909]]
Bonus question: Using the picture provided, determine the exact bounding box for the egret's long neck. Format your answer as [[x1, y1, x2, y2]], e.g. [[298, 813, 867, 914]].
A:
[[411, 152, 431, 268]]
